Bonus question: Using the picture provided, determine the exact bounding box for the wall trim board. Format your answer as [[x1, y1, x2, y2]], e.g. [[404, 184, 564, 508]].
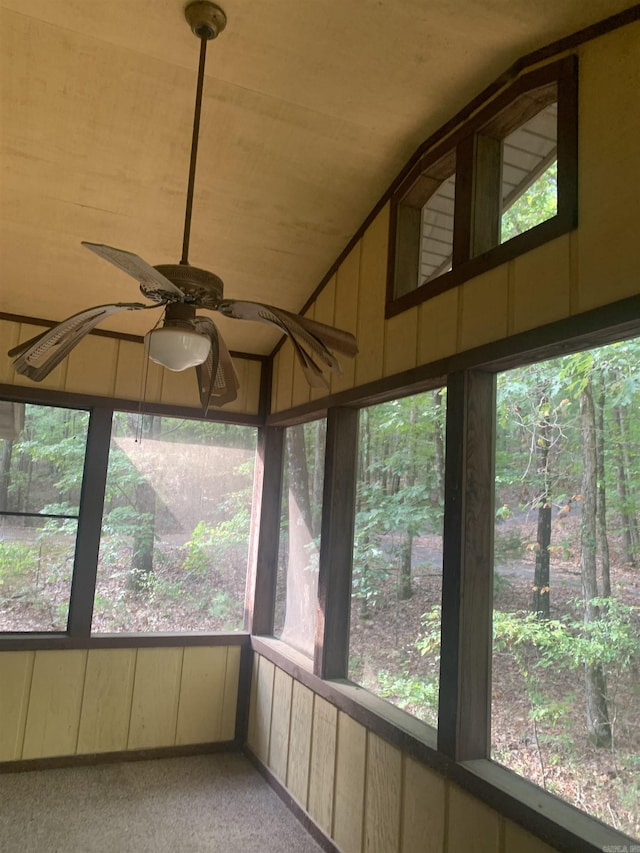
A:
[[0, 633, 250, 652], [250, 639, 636, 853], [267, 295, 640, 423], [0, 740, 237, 775], [0, 383, 263, 426], [0, 312, 268, 365], [244, 747, 339, 853], [268, 6, 640, 362], [234, 642, 254, 745]]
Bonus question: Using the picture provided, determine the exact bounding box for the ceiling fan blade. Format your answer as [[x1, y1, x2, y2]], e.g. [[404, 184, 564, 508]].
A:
[[10, 303, 157, 381], [287, 333, 330, 390], [217, 300, 357, 380], [275, 309, 359, 358], [193, 317, 239, 413], [82, 242, 184, 299]]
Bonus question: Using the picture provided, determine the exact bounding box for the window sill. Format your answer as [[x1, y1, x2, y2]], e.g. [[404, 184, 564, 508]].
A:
[[0, 632, 250, 651], [386, 214, 575, 319]]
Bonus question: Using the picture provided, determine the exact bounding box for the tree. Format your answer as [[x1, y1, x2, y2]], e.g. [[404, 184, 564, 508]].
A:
[[352, 392, 445, 612], [578, 381, 611, 747], [496, 364, 572, 618], [128, 415, 161, 591], [278, 421, 325, 655]]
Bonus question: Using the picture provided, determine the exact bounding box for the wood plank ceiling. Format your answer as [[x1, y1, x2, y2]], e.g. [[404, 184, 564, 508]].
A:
[[0, 1, 635, 356]]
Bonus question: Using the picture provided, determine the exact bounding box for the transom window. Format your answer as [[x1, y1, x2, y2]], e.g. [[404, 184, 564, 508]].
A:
[[387, 58, 576, 316]]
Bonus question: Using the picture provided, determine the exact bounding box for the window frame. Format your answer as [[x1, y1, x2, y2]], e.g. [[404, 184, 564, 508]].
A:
[[0, 385, 261, 645], [386, 56, 578, 318], [262, 294, 640, 852]]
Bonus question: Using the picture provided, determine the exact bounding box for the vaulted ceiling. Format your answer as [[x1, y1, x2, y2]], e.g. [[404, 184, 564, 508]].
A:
[[0, 1, 635, 355]]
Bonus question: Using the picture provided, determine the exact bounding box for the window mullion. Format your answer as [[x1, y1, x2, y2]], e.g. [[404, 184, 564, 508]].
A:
[[313, 407, 359, 679], [438, 369, 496, 761], [244, 425, 285, 635], [66, 406, 113, 638]]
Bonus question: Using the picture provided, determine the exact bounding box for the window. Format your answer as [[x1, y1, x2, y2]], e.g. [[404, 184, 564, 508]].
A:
[[492, 340, 640, 840], [420, 173, 455, 283], [387, 58, 576, 316], [391, 150, 456, 300], [500, 101, 557, 242], [92, 413, 257, 633], [0, 401, 90, 631], [348, 390, 445, 727], [274, 419, 326, 657]]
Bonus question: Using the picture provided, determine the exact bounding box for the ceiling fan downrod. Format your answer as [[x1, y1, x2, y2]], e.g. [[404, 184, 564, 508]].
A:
[[180, 1, 227, 266]]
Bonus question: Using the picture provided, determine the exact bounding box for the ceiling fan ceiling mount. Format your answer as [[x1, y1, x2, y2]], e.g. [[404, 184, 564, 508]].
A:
[[184, 1, 227, 42]]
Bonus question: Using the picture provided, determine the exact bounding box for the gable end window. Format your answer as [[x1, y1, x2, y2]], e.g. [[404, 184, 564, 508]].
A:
[[387, 57, 577, 317]]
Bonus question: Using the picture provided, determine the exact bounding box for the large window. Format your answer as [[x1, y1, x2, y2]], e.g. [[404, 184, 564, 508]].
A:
[[93, 413, 256, 633], [492, 340, 640, 840], [274, 419, 327, 657], [0, 401, 89, 631], [348, 390, 445, 728], [388, 58, 575, 316]]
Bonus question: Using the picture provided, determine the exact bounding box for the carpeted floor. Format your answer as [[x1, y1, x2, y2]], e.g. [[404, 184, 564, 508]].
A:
[[0, 753, 323, 853]]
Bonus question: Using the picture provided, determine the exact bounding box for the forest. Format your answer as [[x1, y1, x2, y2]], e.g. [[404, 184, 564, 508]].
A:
[[345, 337, 639, 841], [0, 409, 255, 634]]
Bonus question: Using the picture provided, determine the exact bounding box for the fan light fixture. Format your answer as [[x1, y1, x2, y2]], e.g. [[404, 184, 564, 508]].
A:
[[146, 327, 211, 371], [8, 1, 358, 414]]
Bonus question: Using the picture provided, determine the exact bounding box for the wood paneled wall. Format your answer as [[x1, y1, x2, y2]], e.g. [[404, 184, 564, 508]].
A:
[[0, 318, 262, 416], [247, 654, 558, 853], [0, 645, 241, 761], [271, 21, 640, 413]]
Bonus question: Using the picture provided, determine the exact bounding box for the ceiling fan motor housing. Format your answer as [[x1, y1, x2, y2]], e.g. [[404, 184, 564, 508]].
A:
[[150, 264, 224, 308]]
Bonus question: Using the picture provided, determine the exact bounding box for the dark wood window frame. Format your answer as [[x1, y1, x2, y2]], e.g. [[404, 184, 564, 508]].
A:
[[0, 384, 260, 648], [386, 56, 578, 318], [259, 295, 640, 853]]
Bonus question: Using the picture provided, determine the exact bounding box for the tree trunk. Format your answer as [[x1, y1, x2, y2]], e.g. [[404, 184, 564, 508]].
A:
[[398, 531, 413, 600], [433, 389, 445, 508], [532, 404, 551, 619], [612, 406, 638, 567], [129, 415, 160, 591], [280, 424, 318, 656], [579, 383, 611, 747], [595, 378, 611, 597], [311, 420, 325, 540], [356, 409, 370, 618], [618, 406, 640, 557], [0, 440, 13, 513]]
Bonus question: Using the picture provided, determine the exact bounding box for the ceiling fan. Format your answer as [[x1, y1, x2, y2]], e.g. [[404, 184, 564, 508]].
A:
[[8, 1, 358, 413]]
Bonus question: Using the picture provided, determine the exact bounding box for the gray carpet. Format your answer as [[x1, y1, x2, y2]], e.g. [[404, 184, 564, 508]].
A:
[[0, 753, 323, 853]]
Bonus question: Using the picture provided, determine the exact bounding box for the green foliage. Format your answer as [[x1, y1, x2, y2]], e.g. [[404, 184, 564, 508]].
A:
[[416, 605, 442, 659], [0, 541, 35, 595], [183, 520, 215, 576], [352, 390, 445, 610], [493, 601, 640, 743], [376, 670, 439, 722], [3, 405, 89, 514], [182, 492, 251, 577], [501, 161, 557, 243]]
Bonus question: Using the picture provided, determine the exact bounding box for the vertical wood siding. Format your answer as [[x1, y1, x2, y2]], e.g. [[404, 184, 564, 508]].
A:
[[270, 23, 640, 412], [0, 319, 263, 415], [0, 645, 242, 761], [248, 654, 561, 853]]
